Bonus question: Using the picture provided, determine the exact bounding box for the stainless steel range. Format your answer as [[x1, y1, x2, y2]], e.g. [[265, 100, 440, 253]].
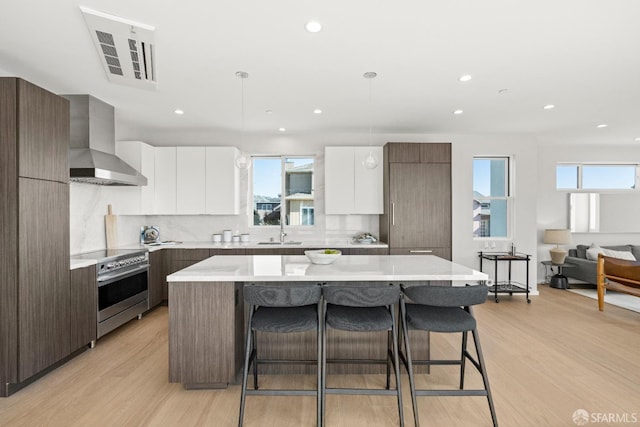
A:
[[74, 248, 149, 339]]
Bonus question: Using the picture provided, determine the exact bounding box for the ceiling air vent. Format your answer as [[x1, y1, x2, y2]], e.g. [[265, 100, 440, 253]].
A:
[[80, 6, 157, 90]]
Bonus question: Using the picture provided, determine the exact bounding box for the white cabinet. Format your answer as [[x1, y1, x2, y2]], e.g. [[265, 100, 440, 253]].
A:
[[176, 147, 206, 214], [205, 147, 239, 214], [115, 141, 156, 214], [154, 147, 177, 214], [116, 144, 239, 215], [325, 146, 383, 214]]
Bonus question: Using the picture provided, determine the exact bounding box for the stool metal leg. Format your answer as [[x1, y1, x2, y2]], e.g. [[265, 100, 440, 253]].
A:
[[389, 307, 404, 427], [238, 308, 255, 427], [460, 331, 468, 390], [386, 330, 391, 390], [252, 330, 258, 390], [321, 300, 327, 427], [317, 299, 323, 427], [472, 327, 499, 427], [400, 298, 420, 427]]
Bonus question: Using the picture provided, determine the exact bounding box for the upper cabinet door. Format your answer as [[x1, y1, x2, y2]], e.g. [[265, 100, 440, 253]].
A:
[[325, 147, 355, 214], [325, 146, 383, 215], [17, 79, 69, 183], [154, 147, 177, 214], [205, 147, 239, 215], [176, 147, 206, 214], [353, 147, 383, 214]]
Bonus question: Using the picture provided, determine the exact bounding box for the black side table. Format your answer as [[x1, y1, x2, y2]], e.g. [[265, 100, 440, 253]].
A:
[[541, 261, 575, 289]]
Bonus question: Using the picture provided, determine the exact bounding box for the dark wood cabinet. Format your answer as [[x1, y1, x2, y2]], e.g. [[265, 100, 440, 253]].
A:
[[0, 78, 70, 396], [69, 265, 97, 352], [380, 143, 452, 260], [148, 251, 164, 309], [162, 249, 212, 300], [17, 79, 69, 182], [18, 179, 70, 380]]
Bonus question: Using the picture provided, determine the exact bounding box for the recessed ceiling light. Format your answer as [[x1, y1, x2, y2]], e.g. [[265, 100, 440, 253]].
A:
[[453, 109, 464, 115], [597, 124, 608, 128], [279, 127, 286, 132], [635, 137, 640, 141], [265, 110, 273, 114], [498, 89, 509, 94], [174, 109, 184, 115], [458, 74, 472, 82], [305, 21, 322, 32], [543, 104, 555, 110], [313, 109, 322, 114]]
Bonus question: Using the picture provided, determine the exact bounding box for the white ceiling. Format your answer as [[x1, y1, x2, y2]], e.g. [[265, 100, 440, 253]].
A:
[[2, 0, 640, 147]]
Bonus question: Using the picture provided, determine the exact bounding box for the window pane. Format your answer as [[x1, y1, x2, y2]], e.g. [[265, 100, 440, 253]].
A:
[[253, 158, 282, 226], [582, 165, 636, 189], [284, 158, 314, 226], [556, 165, 578, 189], [473, 158, 507, 197], [473, 199, 508, 238]]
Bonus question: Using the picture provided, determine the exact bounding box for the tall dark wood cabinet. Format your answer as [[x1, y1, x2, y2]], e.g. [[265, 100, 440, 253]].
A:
[[0, 78, 70, 396], [379, 143, 452, 260]]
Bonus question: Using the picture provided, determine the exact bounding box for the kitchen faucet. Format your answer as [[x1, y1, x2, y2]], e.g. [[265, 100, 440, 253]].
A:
[[279, 215, 287, 243]]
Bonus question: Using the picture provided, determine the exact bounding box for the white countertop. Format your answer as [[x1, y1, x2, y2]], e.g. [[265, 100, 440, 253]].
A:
[[167, 254, 487, 283], [143, 240, 388, 250], [70, 240, 388, 269]]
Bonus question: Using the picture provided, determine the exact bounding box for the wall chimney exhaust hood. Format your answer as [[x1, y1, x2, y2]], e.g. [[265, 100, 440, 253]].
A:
[[64, 95, 147, 186]]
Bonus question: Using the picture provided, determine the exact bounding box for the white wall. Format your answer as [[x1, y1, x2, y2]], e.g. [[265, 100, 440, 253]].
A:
[[536, 144, 640, 281]]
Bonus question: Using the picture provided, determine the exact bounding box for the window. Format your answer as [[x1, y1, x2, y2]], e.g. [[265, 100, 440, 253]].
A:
[[473, 157, 511, 238], [252, 156, 315, 227], [556, 163, 638, 190]]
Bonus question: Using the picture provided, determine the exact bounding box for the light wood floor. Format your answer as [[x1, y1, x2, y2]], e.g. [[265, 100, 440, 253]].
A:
[[1, 286, 639, 427]]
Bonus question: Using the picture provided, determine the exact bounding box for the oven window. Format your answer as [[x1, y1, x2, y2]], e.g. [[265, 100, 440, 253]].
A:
[[98, 271, 148, 311]]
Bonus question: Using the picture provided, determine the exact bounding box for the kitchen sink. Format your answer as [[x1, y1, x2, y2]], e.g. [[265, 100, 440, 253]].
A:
[[258, 241, 303, 245]]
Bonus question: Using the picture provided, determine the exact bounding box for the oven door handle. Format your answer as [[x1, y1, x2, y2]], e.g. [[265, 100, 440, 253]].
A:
[[97, 263, 150, 286]]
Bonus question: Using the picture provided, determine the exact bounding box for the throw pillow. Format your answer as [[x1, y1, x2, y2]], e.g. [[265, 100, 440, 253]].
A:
[[586, 244, 637, 261], [586, 245, 602, 261], [602, 248, 637, 261]]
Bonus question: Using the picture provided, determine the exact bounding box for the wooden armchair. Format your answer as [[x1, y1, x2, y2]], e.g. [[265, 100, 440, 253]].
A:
[[596, 253, 640, 311]]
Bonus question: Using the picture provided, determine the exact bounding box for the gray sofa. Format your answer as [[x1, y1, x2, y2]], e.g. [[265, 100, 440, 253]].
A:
[[564, 244, 640, 285]]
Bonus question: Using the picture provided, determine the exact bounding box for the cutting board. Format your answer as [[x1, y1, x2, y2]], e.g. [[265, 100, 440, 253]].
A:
[[105, 204, 118, 249]]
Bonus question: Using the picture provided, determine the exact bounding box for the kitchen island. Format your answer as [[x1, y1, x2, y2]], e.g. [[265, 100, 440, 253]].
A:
[[167, 254, 487, 389]]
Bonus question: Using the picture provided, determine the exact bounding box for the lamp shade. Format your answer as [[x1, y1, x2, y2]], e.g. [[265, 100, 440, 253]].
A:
[[544, 229, 571, 264], [543, 229, 571, 245]]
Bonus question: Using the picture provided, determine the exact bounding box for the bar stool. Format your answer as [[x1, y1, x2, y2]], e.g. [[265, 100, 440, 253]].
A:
[[399, 284, 498, 427], [238, 282, 323, 427], [321, 283, 404, 427]]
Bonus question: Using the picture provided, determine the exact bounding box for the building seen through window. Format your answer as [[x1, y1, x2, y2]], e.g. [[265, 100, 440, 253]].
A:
[[473, 157, 510, 238], [252, 157, 314, 226]]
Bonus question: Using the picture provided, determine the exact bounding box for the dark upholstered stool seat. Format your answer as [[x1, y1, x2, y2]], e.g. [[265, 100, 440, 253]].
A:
[[325, 305, 392, 331], [252, 305, 319, 333], [404, 305, 476, 332]]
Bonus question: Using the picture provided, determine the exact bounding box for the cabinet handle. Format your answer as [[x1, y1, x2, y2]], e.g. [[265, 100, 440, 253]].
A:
[[409, 250, 433, 253], [392, 202, 395, 226]]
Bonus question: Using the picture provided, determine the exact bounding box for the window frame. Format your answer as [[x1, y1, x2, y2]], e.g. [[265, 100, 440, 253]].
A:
[[472, 156, 513, 240], [556, 163, 639, 192], [250, 155, 316, 228]]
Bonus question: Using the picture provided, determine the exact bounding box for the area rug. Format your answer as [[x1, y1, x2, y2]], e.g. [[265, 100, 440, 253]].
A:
[[568, 288, 640, 313]]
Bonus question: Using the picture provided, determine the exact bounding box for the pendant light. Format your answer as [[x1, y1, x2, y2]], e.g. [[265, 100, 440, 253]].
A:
[[235, 71, 251, 169], [363, 71, 378, 169]]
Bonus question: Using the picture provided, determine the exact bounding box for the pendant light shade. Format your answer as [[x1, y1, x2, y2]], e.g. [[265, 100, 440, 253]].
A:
[[362, 72, 378, 169], [235, 71, 251, 169]]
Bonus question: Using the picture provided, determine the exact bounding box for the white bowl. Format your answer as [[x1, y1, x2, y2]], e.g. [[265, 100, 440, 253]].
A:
[[305, 249, 342, 265]]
